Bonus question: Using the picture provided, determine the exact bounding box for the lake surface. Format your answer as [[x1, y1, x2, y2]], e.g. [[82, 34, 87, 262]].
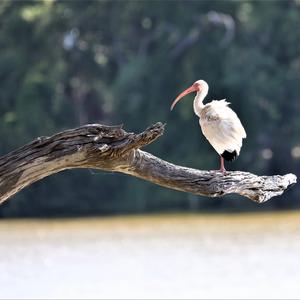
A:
[[1, 212, 300, 299]]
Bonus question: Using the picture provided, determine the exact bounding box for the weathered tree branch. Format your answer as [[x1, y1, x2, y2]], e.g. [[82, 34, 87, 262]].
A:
[[0, 122, 296, 205]]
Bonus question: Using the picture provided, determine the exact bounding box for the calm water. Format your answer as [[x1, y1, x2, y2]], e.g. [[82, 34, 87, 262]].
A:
[[1, 212, 300, 299]]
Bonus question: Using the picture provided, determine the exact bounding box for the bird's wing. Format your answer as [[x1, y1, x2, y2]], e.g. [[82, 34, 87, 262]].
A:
[[199, 100, 246, 155]]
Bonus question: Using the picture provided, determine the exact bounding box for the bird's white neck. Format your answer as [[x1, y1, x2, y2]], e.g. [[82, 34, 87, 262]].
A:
[[193, 87, 208, 117]]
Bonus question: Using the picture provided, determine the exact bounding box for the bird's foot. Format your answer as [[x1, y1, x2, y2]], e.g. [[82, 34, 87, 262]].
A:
[[219, 166, 226, 174], [209, 157, 227, 174], [209, 168, 227, 174], [218, 156, 227, 174]]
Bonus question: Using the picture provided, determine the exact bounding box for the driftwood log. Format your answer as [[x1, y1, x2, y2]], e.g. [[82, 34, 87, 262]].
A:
[[0, 122, 296, 205]]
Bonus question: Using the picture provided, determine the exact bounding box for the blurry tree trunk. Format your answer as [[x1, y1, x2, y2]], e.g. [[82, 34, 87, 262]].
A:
[[0, 122, 296, 205]]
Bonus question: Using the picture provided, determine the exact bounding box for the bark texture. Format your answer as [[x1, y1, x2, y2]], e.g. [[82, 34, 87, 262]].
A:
[[0, 122, 296, 205]]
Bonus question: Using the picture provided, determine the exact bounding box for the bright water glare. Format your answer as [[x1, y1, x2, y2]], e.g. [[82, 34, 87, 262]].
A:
[[0, 212, 300, 299]]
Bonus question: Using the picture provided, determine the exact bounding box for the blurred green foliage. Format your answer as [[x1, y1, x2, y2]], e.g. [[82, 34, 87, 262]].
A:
[[0, 0, 299, 217]]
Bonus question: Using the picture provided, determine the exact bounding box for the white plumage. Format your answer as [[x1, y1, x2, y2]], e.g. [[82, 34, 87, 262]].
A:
[[199, 99, 246, 156], [171, 80, 246, 172]]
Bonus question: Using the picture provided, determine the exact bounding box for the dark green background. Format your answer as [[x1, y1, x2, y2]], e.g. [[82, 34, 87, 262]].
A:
[[0, 0, 299, 217]]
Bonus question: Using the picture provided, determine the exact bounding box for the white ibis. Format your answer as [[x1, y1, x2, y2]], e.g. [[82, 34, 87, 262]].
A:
[[170, 80, 246, 172]]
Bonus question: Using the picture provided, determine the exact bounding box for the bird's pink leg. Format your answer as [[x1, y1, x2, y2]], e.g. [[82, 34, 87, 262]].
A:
[[219, 156, 226, 173]]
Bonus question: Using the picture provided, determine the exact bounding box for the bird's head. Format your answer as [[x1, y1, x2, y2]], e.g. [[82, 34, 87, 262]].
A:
[[170, 80, 209, 111]]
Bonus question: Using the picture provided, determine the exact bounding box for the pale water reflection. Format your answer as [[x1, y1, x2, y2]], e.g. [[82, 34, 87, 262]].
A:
[[1, 212, 300, 299]]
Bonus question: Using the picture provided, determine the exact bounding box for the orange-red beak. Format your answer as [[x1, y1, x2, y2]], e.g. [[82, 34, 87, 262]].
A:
[[170, 85, 198, 111]]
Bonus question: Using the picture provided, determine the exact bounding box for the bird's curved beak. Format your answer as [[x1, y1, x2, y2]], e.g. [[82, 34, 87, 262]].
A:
[[170, 85, 198, 111]]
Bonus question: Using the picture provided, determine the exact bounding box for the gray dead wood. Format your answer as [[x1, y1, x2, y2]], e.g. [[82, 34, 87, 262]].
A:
[[0, 122, 296, 205]]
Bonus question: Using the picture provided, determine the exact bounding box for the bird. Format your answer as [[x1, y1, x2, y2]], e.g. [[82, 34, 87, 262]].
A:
[[170, 79, 246, 172]]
